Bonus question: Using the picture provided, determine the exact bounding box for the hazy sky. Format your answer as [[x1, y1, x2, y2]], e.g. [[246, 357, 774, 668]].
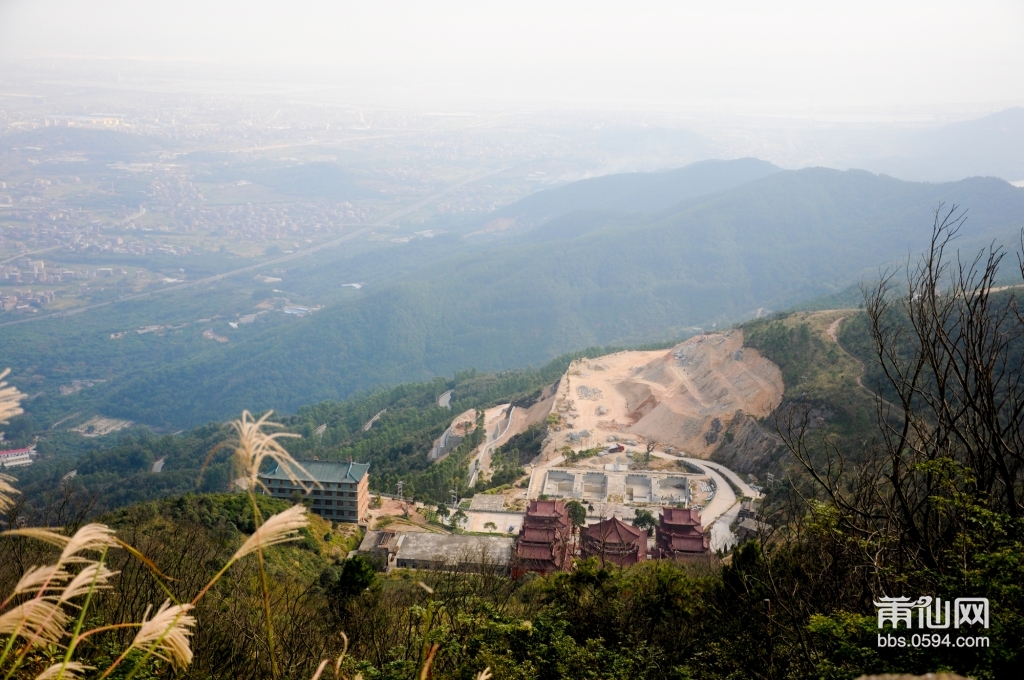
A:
[[2, 0, 1023, 112]]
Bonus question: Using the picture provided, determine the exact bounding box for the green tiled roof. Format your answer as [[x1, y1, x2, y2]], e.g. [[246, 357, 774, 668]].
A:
[[260, 460, 369, 483]]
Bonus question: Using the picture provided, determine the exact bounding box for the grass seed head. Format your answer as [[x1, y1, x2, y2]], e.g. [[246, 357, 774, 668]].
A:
[[60, 524, 119, 563], [0, 368, 24, 425], [131, 600, 196, 669], [231, 504, 308, 561], [13, 565, 72, 596], [0, 597, 70, 645], [34, 661, 94, 680], [0, 473, 20, 514], [60, 562, 116, 601], [228, 410, 311, 493]]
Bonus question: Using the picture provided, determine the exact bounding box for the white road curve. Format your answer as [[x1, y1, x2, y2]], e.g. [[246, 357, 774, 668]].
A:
[[362, 409, 386, 431], [671, 455, 750, 550], [664, 455, 736, 526], [699, 460, 761, 499], [468, 405, 518, 487]]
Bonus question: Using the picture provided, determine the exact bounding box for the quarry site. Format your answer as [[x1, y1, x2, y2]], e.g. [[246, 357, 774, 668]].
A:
[[417, 330, 784, 549], [546, 330, 783, 459]]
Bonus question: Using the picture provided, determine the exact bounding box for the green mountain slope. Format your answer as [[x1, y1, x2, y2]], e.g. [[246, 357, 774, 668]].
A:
[[97, 166, 1024, 426], [490, 157, 781, 226]]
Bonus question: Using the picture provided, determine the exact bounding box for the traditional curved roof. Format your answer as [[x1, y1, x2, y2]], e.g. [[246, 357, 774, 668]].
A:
[[582, 517, 643, 545]]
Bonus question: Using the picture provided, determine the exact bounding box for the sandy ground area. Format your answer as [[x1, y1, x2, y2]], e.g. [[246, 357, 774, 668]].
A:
[[469, 383, 558, 486], [463, 510, 524, 534], [365, 498, 443, 533], [71, 416, 133, 437]]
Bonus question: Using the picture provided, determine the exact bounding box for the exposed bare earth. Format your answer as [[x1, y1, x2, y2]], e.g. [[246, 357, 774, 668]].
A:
[[826, 315, 846, 342], [71, 415, 132, 437], [545, 331, 783, 458]]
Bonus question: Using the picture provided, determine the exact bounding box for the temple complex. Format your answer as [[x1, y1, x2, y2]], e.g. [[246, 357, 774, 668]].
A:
[[513, 499, 572, 577], [655, 507, 710, 557], [581, 516, 647, 567]]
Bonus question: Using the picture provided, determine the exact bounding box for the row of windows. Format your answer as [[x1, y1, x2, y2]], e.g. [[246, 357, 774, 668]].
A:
[[267, 490, 361, 508], [311, 508, 358, 518], [263, 479, 360, 491], [312, 499, 359, 507], [267, 487, 358, 498]]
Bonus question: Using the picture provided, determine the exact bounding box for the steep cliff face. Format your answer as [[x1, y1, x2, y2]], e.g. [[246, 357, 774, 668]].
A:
[[609, 331, 783, 456], [710, 410, 784, 474]]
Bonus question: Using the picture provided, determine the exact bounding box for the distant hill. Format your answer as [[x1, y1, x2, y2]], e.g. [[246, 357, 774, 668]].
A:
[[484, 158, 781, 231], [861, 107, 1024, 182], [98, 165, 1024, 426]]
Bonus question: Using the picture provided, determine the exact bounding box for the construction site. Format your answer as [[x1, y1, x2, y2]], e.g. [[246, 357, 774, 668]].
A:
[[413, 331, 779, 551], [541, 330, 783, 460], [529, 467, 697, 506]]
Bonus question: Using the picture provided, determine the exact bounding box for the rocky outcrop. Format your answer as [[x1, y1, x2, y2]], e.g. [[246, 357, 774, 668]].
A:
[[710, 410, 784, 474]]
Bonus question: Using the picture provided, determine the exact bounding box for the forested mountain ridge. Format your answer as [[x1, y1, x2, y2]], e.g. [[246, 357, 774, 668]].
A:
[[94, 167, 1024, 427], [485, 157, 781, 229], [859, 106, 1024, 182]]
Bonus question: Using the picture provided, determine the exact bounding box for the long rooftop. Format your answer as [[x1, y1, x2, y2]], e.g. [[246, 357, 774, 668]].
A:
[[260, 460, 369, 483]]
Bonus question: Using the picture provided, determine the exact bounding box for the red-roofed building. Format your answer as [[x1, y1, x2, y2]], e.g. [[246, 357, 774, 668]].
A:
[[582, 517, 647, 567], [655, 507, 709, 557], [0, 445, 35, 468], [513, 499, 572, 577]]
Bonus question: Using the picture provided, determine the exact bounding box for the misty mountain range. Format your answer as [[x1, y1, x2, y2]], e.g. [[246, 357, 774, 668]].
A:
[[99, 159, 1024, 426], [858, 107, 1024, 182]]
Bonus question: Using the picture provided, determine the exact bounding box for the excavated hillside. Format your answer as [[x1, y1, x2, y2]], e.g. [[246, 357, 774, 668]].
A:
[[542, 331, 784, 459]]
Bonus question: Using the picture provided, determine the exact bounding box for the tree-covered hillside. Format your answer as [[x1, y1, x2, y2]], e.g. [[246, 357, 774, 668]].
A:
[[488, 157, 781, 226], [7, 344, 632, 517], [100, 169, 1024, 426]]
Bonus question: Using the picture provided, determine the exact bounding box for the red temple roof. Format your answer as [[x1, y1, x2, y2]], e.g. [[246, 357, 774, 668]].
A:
[[526, 499, 569, 519], [668, 535, 708, 552], [661, 507, 703, 529], [583, 517, 643, 544]]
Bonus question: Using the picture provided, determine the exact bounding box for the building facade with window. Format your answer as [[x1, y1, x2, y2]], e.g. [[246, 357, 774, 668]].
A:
[[258, 460, 369, 524]]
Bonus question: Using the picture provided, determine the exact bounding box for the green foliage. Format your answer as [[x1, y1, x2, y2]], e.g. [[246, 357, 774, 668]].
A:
[[631, 509, 656, 532], [103, 492, 290, 535], [449, 508, 467, 531], [474, 423, 548, 493], [90, 171, 1024, 427], [743, 318, 822, 390], [7, 353, 597, 520], [564, 446, 602, 464], [320, 555, 379, 620], [565, 500, 587, 528], [11, 424, 234, 518]]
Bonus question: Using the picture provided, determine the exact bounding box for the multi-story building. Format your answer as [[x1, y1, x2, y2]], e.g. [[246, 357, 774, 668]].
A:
[[258, 460, 369, 524], [513, 499, 572, 577], [581, 517, 647, 568], [0, 445, 35, 468], [654, 507, 709, 557]]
